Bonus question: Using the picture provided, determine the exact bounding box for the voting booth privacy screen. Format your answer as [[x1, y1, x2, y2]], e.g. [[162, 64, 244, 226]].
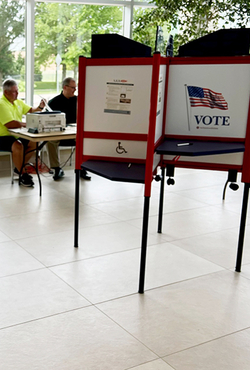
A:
[[162, 58, 250, 171], [76, 54, 167, 197], [76, 55, 250, 182]]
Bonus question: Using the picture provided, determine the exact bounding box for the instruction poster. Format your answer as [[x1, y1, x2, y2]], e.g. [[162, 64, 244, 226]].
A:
[[104, 80, 134, 115]]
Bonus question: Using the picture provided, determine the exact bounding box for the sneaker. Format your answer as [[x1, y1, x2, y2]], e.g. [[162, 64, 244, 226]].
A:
[[80, 169, 91, 180], [20, 173, 34, 187], [14, 168, 33, 178], [14, 167, 20, 177], [53, 167, 65, 181]]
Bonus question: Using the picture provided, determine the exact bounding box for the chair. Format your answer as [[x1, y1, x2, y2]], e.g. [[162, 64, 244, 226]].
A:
[[59, 139, 75, 166], [41, 140, 75, 168], [0, 150, 14, 184]]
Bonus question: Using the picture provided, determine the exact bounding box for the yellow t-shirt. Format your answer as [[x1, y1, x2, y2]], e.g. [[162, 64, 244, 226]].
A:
[[0, 95, 31, 136]]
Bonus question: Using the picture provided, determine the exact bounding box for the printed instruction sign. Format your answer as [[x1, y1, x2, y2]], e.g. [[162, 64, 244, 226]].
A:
[[104, 80, 134, 115]]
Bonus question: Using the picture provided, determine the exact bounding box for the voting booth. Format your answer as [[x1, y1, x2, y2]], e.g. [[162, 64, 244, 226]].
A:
[[156, 55, 250, 276], [74, 50, 250, 293], [74, 53, 167, 292]]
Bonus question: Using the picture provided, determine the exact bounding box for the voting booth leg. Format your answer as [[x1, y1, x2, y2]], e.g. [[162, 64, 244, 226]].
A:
[[158, 167, 165, 233], [138, 196, 150, 294], [235, 183, 250, 272], [74, 169, 80, 248]]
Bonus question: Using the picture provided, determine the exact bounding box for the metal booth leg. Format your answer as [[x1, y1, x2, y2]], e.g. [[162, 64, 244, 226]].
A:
[[138, 196, 150, 294], [74, 169, 80, 248], [158, 166, 165, 233], [235, 183, 250, 272]]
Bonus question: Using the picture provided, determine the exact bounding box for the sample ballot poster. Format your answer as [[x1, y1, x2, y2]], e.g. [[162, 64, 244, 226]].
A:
[[104, 80, 134, 115]]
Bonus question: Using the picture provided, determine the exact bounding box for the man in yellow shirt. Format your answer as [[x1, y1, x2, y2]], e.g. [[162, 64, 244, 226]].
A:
[[0, 79, 45, 187]]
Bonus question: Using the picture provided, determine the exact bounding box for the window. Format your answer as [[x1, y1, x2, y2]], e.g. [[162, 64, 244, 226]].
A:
[[33, 2, 123, 104], [23, 0, 155, 105], [0, 0, 25, 98]]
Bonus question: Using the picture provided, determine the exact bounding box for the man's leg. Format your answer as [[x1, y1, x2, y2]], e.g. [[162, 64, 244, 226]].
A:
[[46, 140, 60, 168], [46, 140, 64, 180], [58, 138, 91, 181], [11, 140, 34, 187], [24, 140, 37, 163], [11, 140, 24, 174]]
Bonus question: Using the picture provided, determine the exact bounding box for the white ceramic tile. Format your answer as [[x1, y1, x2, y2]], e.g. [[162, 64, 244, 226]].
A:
[[144, 243, 223, 289], [0, 210, 73, 239], [0, 230, 11, 243], [0, 191, 74, 218], [0, 269, 89, 329], [176, 183, 244, 206], [91, 192, 206, 221], [0, 240, 43, 277], [164, 328, 250, 370], [172, 227, 250, 269], [97, 270, 250, 356], [238, 263, 250, 279], [50, 249, 141, 303], [129, 205, 242, 241], [50, 243, 222, 304], [221, 198, 250, 217], [16, 230, 89, 266], [0, 307, 157, 370], [131, 359, 174, 370], [77, 205, 120, 227], [0, 182, 36, 200], [17, 221, 162, 266]]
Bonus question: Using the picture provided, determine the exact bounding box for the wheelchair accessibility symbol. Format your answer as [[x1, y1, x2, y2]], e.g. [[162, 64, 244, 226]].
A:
[[116, 142, 127, 154]]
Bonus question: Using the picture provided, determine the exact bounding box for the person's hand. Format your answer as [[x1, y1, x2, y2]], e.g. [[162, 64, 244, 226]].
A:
[[39, 99, 46, 109]]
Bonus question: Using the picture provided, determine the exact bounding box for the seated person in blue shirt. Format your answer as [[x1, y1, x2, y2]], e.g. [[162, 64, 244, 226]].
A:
[[0, 79, 45, 187], [46, 77, 90, 181]]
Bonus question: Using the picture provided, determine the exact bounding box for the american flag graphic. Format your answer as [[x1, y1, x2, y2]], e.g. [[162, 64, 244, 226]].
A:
[[187, 86, 228, 110]]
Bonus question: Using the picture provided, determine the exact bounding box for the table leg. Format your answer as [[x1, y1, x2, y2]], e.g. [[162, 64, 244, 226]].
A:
[[158, 166, 165, 233], [35, 143, 42, 197], [74, 169, 80, 248], [138, 196, 150, 294], [235, 183, 250, 272]]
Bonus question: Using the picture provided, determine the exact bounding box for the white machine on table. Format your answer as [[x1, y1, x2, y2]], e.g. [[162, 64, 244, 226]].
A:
[[26, 111, 66, 133]]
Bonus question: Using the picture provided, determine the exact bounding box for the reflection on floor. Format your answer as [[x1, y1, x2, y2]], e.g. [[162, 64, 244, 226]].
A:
[[0, 167, 250, 369]]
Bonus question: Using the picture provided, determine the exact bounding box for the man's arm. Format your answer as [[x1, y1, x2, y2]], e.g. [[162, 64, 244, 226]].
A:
[[28, 99, 46, 113], [4, 120, 26, 129], [3, 100, 46, 128]]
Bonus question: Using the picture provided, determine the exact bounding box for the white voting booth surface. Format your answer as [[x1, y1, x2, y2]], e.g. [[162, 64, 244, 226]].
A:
[[81, 59, 166, 169], [163, 59, 250, 168]]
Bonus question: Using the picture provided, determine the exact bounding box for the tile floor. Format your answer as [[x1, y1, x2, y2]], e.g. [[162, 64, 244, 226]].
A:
[[1, 166, 250, 369]]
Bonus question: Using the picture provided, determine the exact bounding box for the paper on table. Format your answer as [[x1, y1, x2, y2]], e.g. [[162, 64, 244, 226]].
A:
[[39, 96, 53, 112]]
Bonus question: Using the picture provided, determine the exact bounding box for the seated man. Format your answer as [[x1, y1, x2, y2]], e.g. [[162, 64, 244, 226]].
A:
[[0, 79, 45, 187], [46, 77, 90, 181]]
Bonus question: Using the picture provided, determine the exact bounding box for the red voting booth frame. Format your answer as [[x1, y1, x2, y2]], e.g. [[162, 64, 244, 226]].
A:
[[74, 54, 250, 294]]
